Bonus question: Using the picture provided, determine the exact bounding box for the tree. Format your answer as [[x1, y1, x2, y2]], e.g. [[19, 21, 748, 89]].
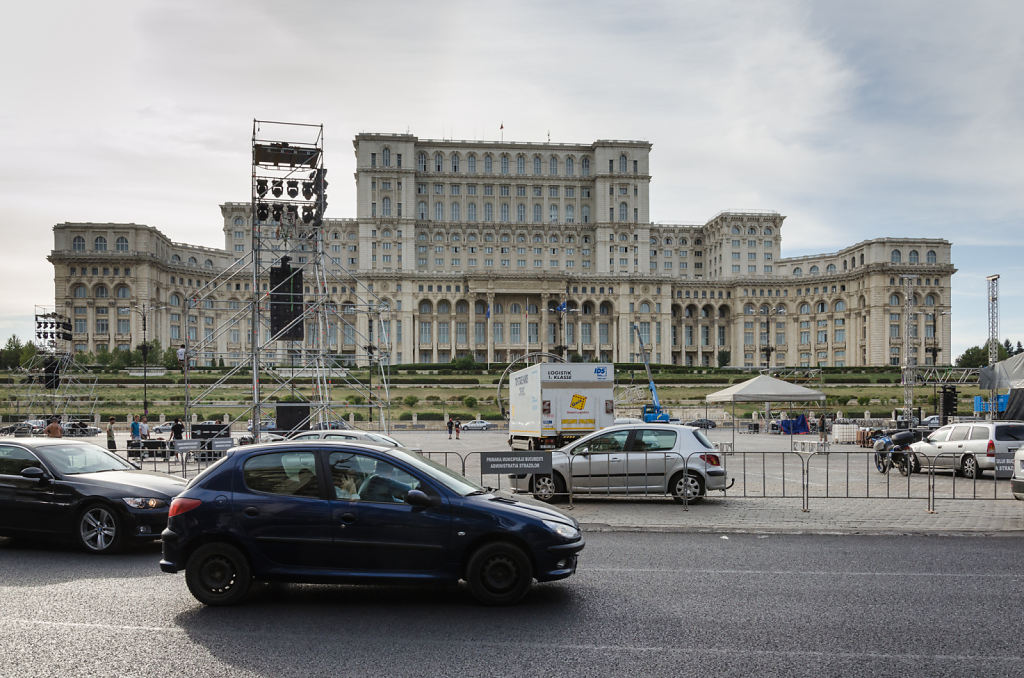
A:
[[1003, 339, 1013, 357], [1017, 341, 1024, 356], [717, 350, 731, 368], [956, 341, 1009, 367], [1, 335, 23, 369]]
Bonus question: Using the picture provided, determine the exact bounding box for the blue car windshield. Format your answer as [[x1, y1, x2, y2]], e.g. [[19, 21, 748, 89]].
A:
[[387, 449, 483, 496], [36, 443, 134, 475]]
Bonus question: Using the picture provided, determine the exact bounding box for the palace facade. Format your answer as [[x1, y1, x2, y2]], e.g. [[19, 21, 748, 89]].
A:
[[49, 133, 955, 368]]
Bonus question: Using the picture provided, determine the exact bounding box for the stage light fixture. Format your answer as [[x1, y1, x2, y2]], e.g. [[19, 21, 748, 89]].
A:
[[302, 206, 314, 223], [256, 179, 268, 197], [271, 179, 284, 197], [302, 182, 314, 200], [286, 180, 299, 198], [271, 204, 284, 221], [257, 202, 269, 221]]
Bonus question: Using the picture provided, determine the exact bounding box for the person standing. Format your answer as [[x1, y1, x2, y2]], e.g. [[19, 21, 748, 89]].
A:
[[139, 416, 150, 440], [130, 415, 141, 442], [455, 419, 462, 440], [177, 344, 187, 373], [447, 417, 454, 440], [818, 413, 827, 442], [168, 417, 184, 442], [44, 417, 62, 438], [106, 416, 116, 452]]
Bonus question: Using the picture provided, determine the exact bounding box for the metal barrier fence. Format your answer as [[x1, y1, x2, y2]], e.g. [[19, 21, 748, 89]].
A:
[[112, 442, 228, 478], [99, 441, 1017, 515], [419, 448, 1018, 513]]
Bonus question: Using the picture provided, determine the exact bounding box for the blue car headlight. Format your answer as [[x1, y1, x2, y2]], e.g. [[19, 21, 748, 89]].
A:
[[122, 497, 167, 509], [542, 520, 580, 540]]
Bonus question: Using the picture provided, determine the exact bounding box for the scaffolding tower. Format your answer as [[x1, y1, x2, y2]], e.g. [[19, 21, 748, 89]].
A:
[[986, 274, 1000, 421], [182, 120, 391, 435], [14, 306, 99, 421]]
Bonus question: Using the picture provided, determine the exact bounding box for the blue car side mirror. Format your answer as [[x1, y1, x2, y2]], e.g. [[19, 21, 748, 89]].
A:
[[405, 489, 433, 508]]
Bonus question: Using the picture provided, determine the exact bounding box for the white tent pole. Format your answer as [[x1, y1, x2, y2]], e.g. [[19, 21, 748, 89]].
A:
[[732, 399, 736, 449]]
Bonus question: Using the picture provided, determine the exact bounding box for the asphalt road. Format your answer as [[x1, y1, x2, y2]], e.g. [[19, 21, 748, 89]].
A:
[[1, 532, 1021, 677]]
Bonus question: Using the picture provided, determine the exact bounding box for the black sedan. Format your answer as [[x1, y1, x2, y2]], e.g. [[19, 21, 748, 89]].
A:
[[684, 418, 717, 429], [0, 439, 186, 553]]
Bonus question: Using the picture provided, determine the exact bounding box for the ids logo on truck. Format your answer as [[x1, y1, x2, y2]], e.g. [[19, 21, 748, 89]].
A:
[[594, 366, 608, 378], [569, 394, 587, 410]]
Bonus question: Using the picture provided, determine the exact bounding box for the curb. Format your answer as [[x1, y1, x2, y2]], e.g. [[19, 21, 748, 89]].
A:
[[577, 522, 1024, 537]]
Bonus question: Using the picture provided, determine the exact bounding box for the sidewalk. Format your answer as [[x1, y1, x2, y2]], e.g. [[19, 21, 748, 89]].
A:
[[560, 495, 1024, 536]]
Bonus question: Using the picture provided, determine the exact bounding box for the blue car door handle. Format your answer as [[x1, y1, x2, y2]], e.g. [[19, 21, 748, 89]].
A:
[[340, 512, 357, 524], [243, 506, 259, 517]]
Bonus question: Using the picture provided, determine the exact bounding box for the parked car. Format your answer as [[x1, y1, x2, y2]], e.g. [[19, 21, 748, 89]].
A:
[[921, 415, 942, 429], [287, 429, 417, 451], [684, 418, 717, 429], [1012, 446, 1024, 501], [246, 419, 276, 433], [0, 439, 186, 552], [461, 420, 496, 431], [152, 422, 175, 434], [61, 421, 102, 437], [910, 421, 1024, 479], [509, 423, 729, 504], [160, 441, 584, 606], [1, 419, 47, 436]]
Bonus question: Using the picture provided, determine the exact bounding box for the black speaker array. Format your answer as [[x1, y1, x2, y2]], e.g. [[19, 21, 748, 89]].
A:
[[269, 257, 304, 340], [940, 385, 958, 425]]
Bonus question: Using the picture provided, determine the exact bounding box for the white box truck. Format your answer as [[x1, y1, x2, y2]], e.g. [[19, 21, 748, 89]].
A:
[[508, 363, 615, 450]]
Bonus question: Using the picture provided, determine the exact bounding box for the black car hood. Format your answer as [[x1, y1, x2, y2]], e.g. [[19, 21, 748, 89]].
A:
[[69, 470, 187, 498], [468, 491, 578, 528]]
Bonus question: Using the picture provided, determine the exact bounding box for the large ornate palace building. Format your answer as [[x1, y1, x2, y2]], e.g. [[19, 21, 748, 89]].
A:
[[49, 133, 955, 367]]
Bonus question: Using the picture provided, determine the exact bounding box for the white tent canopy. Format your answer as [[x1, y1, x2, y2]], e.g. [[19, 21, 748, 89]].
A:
[[706, 374, 826, 403]]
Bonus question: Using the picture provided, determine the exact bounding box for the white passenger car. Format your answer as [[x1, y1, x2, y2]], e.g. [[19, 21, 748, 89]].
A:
[[911, 421, 1024, 479]]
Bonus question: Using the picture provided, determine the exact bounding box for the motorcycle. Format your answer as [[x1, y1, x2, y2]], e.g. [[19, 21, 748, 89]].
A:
[[872, 430, 920, 476]]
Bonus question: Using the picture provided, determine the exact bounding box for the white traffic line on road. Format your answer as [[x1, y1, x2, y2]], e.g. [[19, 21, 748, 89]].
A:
[[5, 616, 1022, 664], [584, 567, 1023, 578]]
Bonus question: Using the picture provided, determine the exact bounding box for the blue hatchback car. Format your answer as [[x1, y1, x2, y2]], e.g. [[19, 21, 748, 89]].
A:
[[160, 442, 584, 606]]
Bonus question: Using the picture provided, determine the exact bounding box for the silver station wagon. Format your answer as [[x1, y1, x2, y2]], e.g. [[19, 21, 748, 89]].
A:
[[910, 421, 1024, 479], [509, 424, 730, 503]]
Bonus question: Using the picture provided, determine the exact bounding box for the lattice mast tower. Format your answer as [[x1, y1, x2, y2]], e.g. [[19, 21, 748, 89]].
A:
[[987, 274, 1000, 422], [182, 121, 391, 433]]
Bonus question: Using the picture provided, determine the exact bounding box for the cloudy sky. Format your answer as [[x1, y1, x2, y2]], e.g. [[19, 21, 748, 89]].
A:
[[1, 0, 1021, 359]]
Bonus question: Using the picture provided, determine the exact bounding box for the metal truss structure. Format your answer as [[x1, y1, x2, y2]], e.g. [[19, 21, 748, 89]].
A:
[[986, 274, 1000, 421], [183, 121, 391, 435], [759, 367, 822, 385], [14, 307, 98, 421], [909, 366, 980, 386]]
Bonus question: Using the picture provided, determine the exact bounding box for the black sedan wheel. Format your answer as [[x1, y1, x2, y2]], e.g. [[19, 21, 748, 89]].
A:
[[466, 542, 533, 605], [185, 543, 252, 606], [77, 504, 122, 554]]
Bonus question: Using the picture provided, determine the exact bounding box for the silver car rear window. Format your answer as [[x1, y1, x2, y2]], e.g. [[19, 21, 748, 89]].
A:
[[996, 425, 1024, 441], [692, 430, 715, 450]]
